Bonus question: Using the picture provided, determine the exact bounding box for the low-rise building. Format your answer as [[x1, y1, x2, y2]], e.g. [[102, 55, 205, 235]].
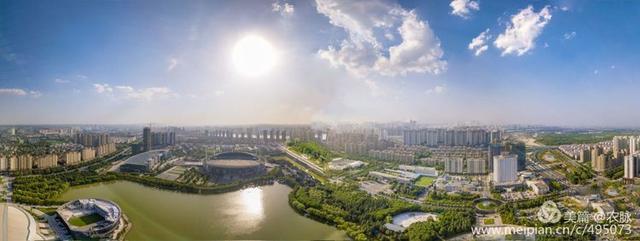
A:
[[525, 180, 549, 195], [398, 165, 438, 177], [368, 169, 419, 184], [328, 158, 365, 171]]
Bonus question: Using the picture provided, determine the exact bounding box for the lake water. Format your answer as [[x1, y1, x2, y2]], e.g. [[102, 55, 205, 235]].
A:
[[59, 181, 347, 240]]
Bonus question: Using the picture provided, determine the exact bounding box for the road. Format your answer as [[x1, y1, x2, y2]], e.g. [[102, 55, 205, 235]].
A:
[[278, 145, 325, 175], [529, 150, 571, 187]]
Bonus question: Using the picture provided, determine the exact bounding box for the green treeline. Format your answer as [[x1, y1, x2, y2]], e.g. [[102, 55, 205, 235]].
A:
[[289, 184, 418, 240], [287, 140, 333, 164], [536, 131, 640, 146], [12, 172, 119, 205], [567, 165, 594, 184], [405, 210, 475, 241], [288, 184, 476, 240], [12, 167, 284, 205]]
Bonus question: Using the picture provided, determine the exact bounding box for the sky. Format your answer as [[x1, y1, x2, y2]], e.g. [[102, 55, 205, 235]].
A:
[[0, 0, 639, 127]]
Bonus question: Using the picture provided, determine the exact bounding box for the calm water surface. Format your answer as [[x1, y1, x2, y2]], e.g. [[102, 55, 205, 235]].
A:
[[60, 181, 347, 240]]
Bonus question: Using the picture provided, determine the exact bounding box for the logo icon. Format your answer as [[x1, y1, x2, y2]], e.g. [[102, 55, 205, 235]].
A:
[[537, 201, 562, 224]]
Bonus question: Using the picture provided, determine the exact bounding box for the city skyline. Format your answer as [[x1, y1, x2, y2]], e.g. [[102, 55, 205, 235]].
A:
[[1, 0, 639, 126]]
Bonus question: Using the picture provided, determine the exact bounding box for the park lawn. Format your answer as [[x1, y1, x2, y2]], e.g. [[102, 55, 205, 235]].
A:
[[68, 213, 104, 226], [415, 176, 435, 187], [477, 202, 497, 210], [37, 207, 58, 216]]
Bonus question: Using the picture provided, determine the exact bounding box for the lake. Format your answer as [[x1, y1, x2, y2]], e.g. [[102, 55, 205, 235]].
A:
[[60, 181, 347, 240]]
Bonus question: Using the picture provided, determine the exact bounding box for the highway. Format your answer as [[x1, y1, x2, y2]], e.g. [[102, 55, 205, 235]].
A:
[[529, 149, 572, 187]]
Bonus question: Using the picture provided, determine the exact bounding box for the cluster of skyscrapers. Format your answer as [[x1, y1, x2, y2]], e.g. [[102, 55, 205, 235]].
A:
[[74, 133, 111, 147], [142, 127, 176, 152], [402, 128, 502, 147]]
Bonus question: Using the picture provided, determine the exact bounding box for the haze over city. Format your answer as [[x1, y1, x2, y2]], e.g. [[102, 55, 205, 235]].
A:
[[1, 0, 639, 126], [3, 1, 640, 241]]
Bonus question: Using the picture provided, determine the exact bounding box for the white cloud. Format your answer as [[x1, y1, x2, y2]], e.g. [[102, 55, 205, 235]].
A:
[[167, 58, 178, 71], [93, 83, 113, 93], [98, 85, 177, 101], [215, 90, 225, 96], [54, 78, 70, 84], [363, 79, 385, 97], [272, 1, 295, 17], [29, 90, 42, 98], [560, 6, 569, 11], [494, 5, 552, 56], [0, 88, 41, 97], [316, 0, 446, 78], [563, 31, 576, 40], [0, 88, 27, 96], [426, 85, 445, 94], [468, 29, 491, 56], [450, 0, 479, 19]]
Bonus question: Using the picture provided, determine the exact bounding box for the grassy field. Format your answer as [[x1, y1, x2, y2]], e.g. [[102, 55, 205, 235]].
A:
[[36, 207, 58, 216], [483, 218, 495, 225], [414, 176, 435, 187], [476, 201, 497, 210], [536, 131, 640, 146], [68, 213, 104, 226]]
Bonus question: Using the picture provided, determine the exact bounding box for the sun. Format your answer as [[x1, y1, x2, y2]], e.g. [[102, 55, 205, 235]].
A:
[[232, 35, 278, 77]]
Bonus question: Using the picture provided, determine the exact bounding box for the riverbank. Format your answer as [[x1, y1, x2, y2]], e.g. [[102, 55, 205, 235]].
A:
[[59, 181, 347, 240], [11, 167, 286, 205]]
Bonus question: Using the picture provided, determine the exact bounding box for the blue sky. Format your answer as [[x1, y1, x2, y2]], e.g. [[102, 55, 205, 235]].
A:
[[1, 0, 639, 126]]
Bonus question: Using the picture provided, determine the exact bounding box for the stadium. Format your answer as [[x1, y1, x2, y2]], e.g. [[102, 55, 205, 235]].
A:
[[204, 152, 266, 183], [56, 199, 123, 239]]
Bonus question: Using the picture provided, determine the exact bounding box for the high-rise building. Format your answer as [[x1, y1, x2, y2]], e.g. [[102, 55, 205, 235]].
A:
[[591, 147, 603, 171], [624, 154, 639, 180], [403, 128, 490, 147], [0, 156, 7, 171], [34, 154, 58, 169], [81, 147, 96, 162], [444, 158, 464, 174], [487, 143, 502, 170], [466, 158, 487, 174], [143, 127, 152, 152], [613, 137, 622, 155], [74, 133, 111, 147], [16, 155, 33, 171], [489, 130, 502, 144], [505, 142, 526, 171], [63, 151, 82, 165], [630, 137, 638, 155], [580, 149, 591, 163], [593, 154, 607, 172], [493, 154, 518, 185]]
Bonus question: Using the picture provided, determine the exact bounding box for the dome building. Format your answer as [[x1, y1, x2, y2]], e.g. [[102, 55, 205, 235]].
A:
[[204, 152, 266, 183]]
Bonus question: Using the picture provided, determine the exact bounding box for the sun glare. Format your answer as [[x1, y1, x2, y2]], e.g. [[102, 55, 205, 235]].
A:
[[232, 35, 278, 77]]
